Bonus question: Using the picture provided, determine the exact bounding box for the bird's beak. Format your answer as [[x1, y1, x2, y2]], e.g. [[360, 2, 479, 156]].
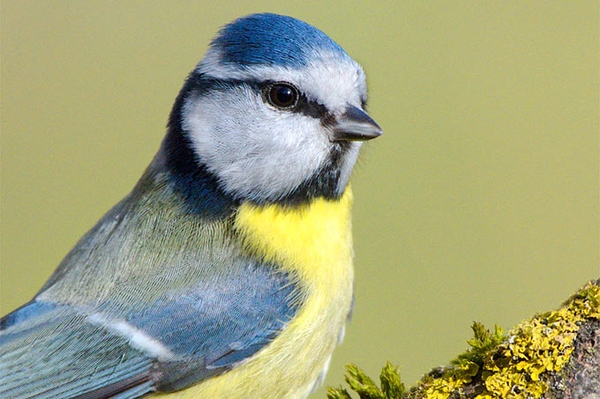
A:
[[332, 105, 383, 142]]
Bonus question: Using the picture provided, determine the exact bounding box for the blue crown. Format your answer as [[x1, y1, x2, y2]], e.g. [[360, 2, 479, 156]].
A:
[[211, 13, 348, 68]]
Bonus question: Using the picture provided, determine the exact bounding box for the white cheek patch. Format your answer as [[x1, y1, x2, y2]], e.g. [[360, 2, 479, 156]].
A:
[[182, 88, 331, 201]]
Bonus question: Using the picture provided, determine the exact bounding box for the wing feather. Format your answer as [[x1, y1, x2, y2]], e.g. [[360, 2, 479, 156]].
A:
[[0, 302, 155, 399]]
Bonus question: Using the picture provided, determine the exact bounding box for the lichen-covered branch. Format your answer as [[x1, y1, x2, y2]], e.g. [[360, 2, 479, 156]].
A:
[[328, 279, 600, 399]]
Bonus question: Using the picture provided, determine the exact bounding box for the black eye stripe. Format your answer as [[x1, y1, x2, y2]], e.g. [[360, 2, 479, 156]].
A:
[[259, 80, 333, 124], [296, 94, 334, 125], [184, 74, 336, 127]]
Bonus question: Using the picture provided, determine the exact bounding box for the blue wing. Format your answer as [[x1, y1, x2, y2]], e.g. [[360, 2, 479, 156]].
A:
[[0, 302, 154, 398], [0, 261, 298, 397], [104, 260, 299, 392], [0, 165, 301, 397]]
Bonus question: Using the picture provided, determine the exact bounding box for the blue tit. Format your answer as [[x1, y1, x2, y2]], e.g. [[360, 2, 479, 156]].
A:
[[0, 13, 382, 399]]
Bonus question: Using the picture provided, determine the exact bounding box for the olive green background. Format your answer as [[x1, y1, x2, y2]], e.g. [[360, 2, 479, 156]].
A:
[[1, 1, 598, 396]]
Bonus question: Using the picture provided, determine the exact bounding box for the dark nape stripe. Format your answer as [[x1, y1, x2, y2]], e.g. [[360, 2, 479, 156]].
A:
[[163, 72, 239, 218]]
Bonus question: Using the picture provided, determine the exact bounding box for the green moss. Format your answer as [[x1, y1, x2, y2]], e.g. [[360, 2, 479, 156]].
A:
[[329, 280, 600, 399], [453, 323, 505, 367], [327, 363, 406, 399]]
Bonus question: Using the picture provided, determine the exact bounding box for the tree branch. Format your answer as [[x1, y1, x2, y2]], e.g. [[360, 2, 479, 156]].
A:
[[328, 279, 600, 399]]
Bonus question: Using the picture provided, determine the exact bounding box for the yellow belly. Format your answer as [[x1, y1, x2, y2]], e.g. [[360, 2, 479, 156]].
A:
[[157, 188, 355, 398]]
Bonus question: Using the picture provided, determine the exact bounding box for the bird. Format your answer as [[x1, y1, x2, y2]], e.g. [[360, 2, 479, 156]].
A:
[[0, 13, 381, 399]]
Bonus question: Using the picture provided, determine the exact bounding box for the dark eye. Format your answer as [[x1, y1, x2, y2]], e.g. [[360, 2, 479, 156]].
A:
[[265, 83, 299, 109]]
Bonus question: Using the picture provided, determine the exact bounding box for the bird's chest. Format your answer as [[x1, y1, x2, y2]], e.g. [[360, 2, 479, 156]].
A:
[[231, 190, 355, 396]]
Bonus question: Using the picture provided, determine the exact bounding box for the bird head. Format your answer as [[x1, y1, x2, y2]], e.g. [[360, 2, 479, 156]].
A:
[[163, 13, 382, 207]]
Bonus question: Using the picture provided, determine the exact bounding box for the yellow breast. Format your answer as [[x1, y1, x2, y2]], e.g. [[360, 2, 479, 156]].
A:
[[159, 188, 355, 398]]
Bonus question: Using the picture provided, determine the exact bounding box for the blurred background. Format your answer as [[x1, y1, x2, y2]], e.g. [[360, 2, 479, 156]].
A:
[[1, 1, 598, 396]]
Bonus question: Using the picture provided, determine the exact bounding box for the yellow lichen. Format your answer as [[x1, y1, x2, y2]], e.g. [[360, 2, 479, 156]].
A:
[[473, 282, 600, 398], [328, 281, 600, 399], [413, 281, 600, 399]]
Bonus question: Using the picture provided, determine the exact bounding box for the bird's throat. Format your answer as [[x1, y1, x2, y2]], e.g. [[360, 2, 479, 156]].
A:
[[233, 186, 354, 287]]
